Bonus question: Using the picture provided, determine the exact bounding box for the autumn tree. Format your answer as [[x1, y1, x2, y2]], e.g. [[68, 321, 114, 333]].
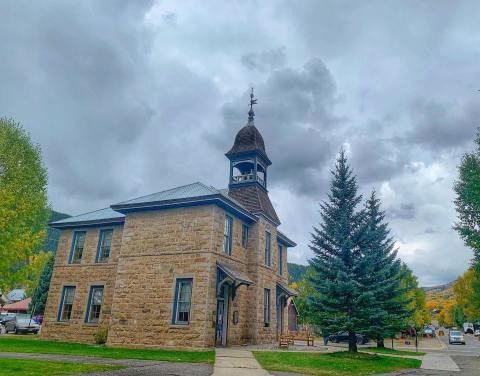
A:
[[453, 269, 480, 322], [0, 118, 49, 292], [400, 264, 430, 329]]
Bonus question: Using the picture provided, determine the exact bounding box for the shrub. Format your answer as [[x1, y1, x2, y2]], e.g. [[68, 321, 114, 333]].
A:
[[94, 328, 108, 345]]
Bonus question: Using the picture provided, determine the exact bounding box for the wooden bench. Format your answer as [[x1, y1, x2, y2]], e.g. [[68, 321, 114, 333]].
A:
[[292, 331, 315, 346]]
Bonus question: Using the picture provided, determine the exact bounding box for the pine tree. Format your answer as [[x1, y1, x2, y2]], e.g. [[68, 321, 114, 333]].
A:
[[361, 191, 412, 347], [29, 254, 54, 315], [309, 150, 370, 352]]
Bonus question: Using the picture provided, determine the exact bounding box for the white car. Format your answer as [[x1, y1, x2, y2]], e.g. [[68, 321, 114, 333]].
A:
[[449, 330, 466, 345], [474, 329, 480, 337]]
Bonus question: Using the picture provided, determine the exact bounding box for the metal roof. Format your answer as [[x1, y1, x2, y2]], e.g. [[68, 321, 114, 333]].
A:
[[49, 182, 296, 247], [111, 182, 257, 223], [49, 207, 125, 229], [277, 230, 297, 247], [6, 289, 26, 302], [113, 182, 219, 206]]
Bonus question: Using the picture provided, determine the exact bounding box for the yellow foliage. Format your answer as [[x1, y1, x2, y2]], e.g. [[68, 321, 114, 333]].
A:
[[453, 269, 480, 321]]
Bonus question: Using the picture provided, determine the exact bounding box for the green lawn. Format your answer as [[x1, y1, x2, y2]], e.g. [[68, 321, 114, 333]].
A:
[[0, 336, 214, 364], [253, 351, 422, 376], [0, 358, 124, 376], [364, 347, 425, 356]]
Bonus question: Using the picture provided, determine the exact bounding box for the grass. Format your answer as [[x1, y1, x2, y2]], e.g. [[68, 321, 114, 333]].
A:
[[253, 351, 422, 376], [0, 358, 125, 376], [364, 347, 425, 356], [0, 336, 215, 364]]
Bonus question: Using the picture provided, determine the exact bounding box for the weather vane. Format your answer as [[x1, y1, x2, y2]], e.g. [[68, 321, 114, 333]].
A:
[[248, 87, 257, 122]]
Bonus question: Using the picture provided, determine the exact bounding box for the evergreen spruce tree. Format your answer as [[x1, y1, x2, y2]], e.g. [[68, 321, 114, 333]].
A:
[[29, 254, 54, 315], [309, 150, 370, 352], [361, 191, 412, 347]]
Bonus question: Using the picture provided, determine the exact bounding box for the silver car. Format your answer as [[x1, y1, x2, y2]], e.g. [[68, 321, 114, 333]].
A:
[[448, 330, 465, 345], [4, 315, 40, 334]]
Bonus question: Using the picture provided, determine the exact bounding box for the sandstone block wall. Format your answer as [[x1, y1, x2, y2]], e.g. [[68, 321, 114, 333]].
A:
[[107, 206, 215, 349], [41, 202, 292, 348], [41, 225, 123, 342]]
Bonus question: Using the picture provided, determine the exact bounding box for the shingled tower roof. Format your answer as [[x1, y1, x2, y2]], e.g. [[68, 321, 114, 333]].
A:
[[225, 89, 271, 165], [225, 122, 271, 164]]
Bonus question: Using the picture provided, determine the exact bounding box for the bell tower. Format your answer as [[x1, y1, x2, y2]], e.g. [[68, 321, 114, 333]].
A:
[[225, 89, 271, 191], [225, 89, 279, 224]]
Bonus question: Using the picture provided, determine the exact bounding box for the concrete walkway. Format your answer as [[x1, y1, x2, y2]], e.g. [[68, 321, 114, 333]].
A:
[[213, 348, 270, 376], [421, 353, 460, 372]]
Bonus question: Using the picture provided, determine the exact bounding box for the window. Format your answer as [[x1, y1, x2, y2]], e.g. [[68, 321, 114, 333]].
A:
[[241, 224, 249, 249], [57, 286, 75, 322], [278, 244, 283, 275], [69, 231, 86, 264], [96, 229, 113, 263], [85, 286, 104, 323], [172, 278, 193, 325], [265, 231, 271, 266], [223, 215, 233, 255], [264, 288, 270, 327]]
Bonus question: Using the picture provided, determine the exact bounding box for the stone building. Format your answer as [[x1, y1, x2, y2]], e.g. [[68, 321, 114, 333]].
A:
[[41, 94, 297, 349]]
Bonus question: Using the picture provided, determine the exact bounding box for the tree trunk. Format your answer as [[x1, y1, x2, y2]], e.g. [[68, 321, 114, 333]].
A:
[[348, 331, 358, 352], [377, 339, 385, 348]]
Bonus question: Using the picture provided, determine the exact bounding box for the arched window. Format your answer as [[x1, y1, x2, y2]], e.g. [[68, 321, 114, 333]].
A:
[[232, 160, 254, 183], [257, 163, 266, 187]]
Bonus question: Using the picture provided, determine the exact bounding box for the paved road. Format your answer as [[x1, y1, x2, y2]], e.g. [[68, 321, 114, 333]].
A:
[[435, 330, 480, 357], [392, 329, 479, 376]]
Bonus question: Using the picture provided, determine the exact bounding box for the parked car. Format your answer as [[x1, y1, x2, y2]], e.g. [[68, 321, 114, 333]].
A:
[[329, 332, 369, 345], [4, 315, 40, 334], [448, 330, 465, 345], [463, 322, 474, 334], [0, 312, 16, 324], [474, 329, 480, 337], [423, 327, 436, 337]]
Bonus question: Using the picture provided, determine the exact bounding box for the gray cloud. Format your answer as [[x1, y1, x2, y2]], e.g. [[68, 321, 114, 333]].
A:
[[241, 47, 287, 72], [0, 0, 478, 285], [209, 58, 339, 197], [407, 99, 479, 150], [388, 203, 416, 220]]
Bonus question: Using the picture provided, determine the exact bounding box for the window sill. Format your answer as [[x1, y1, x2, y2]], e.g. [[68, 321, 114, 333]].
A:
[[83, 322, 99, 327], [54, 321, 72, 325], [169, 324, 191, 329]]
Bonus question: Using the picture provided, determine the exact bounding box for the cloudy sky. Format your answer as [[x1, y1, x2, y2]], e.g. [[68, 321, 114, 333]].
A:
[[1, 0, 479, 286]]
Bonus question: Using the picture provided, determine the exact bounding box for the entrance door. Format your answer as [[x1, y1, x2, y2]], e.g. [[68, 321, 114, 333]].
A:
[[215, 299, 225, 346], [277, 296, 285, 338], [215, 286, 229, 346]]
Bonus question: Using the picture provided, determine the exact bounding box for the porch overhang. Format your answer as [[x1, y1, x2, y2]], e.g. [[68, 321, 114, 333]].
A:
[[276, 282, 298, 298], [216, 261, 253, 288]]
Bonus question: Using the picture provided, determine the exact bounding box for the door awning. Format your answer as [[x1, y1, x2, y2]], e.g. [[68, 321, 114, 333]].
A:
[[217, 261, 253, 286], [276, 282, 298, 297]]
